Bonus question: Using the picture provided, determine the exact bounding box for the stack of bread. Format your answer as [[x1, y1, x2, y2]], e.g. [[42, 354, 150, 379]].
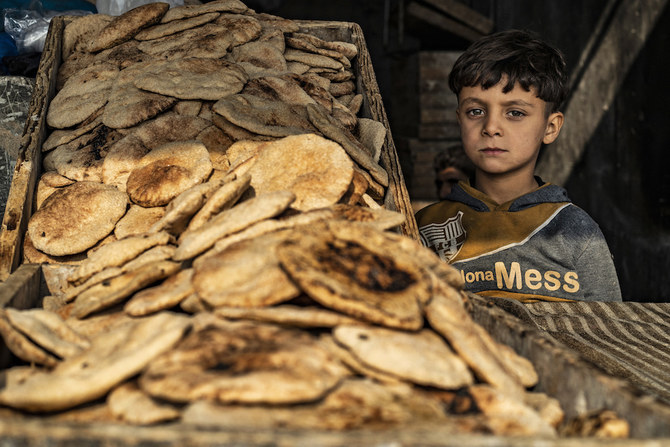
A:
[[0, 0, 629, 439]]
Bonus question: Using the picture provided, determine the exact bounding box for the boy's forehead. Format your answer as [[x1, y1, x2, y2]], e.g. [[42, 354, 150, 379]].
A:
[[458, 81, 543, 105]]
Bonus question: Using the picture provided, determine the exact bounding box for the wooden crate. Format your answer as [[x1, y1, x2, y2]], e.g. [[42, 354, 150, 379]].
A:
[[0, 16, 419, 282]]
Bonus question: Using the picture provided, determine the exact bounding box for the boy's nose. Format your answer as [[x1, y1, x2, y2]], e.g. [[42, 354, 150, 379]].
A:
[[482, 116, 503, 137]]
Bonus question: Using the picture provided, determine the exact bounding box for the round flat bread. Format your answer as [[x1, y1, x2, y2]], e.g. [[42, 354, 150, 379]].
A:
[[102, 62, 178, 129], [89, 2, 169, 52], [195, 125, 233, 171], [174, 190, 295, 261], [0, 312, 191, 412], [133, 57, 247, 101], [135, 12, 219, 41], [126, 141, 213, 207], [213, 93, 316, 137], [192, 230, 300, 308], [276, 221, 430, 330], [133, 112, 211, 149], [102, 134, 150, 191], [43, 125, 123, 183], [230, 41, 287, 72], [28, 182, 128, 257], [137, 16, 260, 60], [140, 320, 349, 405], [47, 62, 119, 129], [62, 14, 114, 60], [242, 74, 316, 106], [160, 0, 249, 23], [333, 325, 473, 389], [245, 133, 354, 211]]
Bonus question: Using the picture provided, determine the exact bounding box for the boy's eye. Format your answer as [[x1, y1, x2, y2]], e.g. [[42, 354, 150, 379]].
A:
[[508, 110, 526, 118], [467, 108, 484, 117]]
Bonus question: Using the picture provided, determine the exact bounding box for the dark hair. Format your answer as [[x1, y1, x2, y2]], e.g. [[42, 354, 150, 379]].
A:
[[448, 29, 568, 112]]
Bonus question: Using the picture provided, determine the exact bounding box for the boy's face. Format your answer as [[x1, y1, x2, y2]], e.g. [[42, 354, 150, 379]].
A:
[[456, 80, 563, 181]]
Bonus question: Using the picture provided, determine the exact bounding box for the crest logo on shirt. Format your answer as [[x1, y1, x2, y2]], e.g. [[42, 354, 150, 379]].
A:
[[419, 211, 466, 262]]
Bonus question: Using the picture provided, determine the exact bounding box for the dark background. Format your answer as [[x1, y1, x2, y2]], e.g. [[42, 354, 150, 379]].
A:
[[247, 0, 670, 302]]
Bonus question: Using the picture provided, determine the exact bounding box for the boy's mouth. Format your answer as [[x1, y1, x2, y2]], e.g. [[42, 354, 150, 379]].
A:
[[480, 147, 506, 155]]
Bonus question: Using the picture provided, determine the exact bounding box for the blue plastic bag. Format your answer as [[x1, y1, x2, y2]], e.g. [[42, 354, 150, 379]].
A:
[[0, 31, 18, 74]]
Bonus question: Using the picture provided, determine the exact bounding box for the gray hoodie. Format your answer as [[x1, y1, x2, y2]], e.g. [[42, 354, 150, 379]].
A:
[[415, 181, 622, 302]]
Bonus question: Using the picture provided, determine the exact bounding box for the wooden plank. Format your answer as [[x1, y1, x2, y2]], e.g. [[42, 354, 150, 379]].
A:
[[420, 0, 494, 35], [0, 18, 62, 282], [407, 2, 485, 42], [468, 293, 670, 439], [535, 0, 669, 185]]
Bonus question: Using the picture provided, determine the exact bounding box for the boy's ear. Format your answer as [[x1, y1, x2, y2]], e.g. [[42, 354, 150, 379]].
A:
[[543, 111, 564, 144]]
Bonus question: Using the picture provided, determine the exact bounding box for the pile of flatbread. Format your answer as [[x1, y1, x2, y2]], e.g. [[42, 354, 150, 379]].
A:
[[0, 0, 630, 439]]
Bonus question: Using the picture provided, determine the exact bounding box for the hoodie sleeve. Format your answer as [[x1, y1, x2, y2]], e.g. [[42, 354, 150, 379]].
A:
[[572, 222, 623, 302]]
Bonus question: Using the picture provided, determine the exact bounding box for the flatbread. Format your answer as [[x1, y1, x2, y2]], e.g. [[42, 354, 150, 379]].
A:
[[47, 63, 119, 129], [284, 49, 344, 71], [0, 310, 59, 367], [68, 231, 173, 285], [285, 35, 351, 69], [192, 230, 301, 308], [186, 173, 251, 231], [213, 94, 316, 137], [107, 381, 181, 425], [0, 312, 191, 412], [70, 260, 181, 319], [114, 205, 166, 239], [242, 74, 317, 106], [4, 308, 90, 360], [27, 182, 128, 257], [88, 2, 169, 52], [276, 221, 429, 330], [102, 62, 178, 129], [424, 289, 526, 399], [160, 0, 249, 23], [357, 118, 386, 162], [62, 14, 114, 60], [173, 100, 202, 116], [133, 57, 248, 101], [307, 103, 389, 187], [137, 16, 260, 60], [134, 112, 211, 149], [126, 141, 213, 207], [229, 41, 287, 72], [23, 233, 87, 266], [244, 133, 354, 211], [139, 320, 349, 405], [135, 12, 219, 41], [333, 325, 473, 389], [331, 203, 405, 230], [214, 304, 361, 328], [101, 135, 150, 191], [182, 378, 446, 431], [195, 126, 233, 171], [125, 268, 194, 317], [174, 190, 295, 261], [288, 32, 358, 59], [42, 113, 103, 153], [43, 125, 123, 182], [147, 182, 220, 235]]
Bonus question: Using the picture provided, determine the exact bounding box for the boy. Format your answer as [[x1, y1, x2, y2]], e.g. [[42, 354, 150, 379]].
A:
[[415, 29, 622, 302]]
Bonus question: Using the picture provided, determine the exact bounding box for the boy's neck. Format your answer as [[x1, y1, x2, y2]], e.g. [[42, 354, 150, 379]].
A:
[[473, 171, 540, 205]]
